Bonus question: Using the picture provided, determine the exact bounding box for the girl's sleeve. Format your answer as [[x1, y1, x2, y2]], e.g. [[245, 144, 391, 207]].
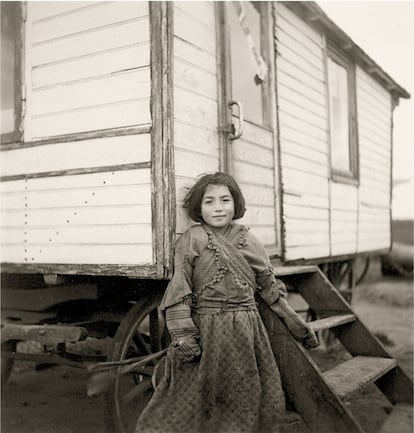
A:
[[244, 231, 287, 305], [160, 229, 202, 362], [160, 230, 198, 310]]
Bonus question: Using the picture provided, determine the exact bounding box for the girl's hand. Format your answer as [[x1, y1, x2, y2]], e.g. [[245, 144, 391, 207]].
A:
[[169, 335, 202, 363], [270, 297, 319, 349]]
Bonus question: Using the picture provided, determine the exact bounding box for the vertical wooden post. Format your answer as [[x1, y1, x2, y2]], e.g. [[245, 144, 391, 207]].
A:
[[150, 2, 174, 279]]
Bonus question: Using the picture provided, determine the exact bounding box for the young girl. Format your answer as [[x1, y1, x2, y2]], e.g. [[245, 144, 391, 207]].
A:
[[136, 172, 318, 433]]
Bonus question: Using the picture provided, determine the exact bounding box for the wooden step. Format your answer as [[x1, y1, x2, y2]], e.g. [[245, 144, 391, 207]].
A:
[[379, 403, 413, 433], [323, 356, 397, 400], [309, 314, 356, 332], [273, 265, 319, 277]]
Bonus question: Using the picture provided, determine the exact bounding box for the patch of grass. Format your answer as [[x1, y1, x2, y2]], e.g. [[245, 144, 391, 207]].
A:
[[355, 277, 413, 307]]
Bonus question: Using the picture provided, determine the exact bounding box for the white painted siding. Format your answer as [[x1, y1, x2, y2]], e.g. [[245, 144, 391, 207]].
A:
[[2, 1, 154, 267], [1, 134, 151, 177], [27, 1, 151, 139], [173, 2, 220, 234], [1, 169, 153, 264], [356, 67, 392, 252], [275, 5, 392, 260], [275, 4, 330, 260]]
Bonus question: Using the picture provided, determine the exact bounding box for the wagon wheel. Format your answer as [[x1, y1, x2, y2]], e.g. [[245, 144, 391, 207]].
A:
[[1, 340, 16, 385], [103, 291, 168, 433]]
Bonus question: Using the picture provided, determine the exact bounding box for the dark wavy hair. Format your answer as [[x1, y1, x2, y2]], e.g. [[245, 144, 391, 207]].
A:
[[184, 172, 246, 223]]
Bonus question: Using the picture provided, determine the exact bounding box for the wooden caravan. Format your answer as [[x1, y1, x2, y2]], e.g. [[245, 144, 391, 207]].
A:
[[1, 2, 411, 433]]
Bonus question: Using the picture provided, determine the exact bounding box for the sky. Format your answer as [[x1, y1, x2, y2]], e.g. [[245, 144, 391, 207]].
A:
[[318, 1, 414, 180]]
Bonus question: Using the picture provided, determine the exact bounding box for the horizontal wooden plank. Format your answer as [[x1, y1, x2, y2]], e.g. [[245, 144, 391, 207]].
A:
[[279, 125, 327, 155], [281, 153, 328, 177], [1, 168, 150, 192], [323, 356, 396, 400], [277, 58, 325, 99], [282, 167, 329, 195], [331, 242, 357, 256], [174, 148, 219, 179], [284, 192, 329, 209], [174, 58, 217, 100], [32, 2, 148, 44], [174, 87, 218, 130], [174, 37, 216, 75], [174, 2, 215, 29], [32, 98, 151, 138], [241, 225, 276, 250], [237, 182, 275, 208], [1, 134, 151, 177], [357, 80, 391, 108], [284, 244, 330, 261], [359, 144, 391, 164], [31, 2, 94, 22], [1, 184, 151, 210], [233, 162, 275, 187], [32, 19, 150, 66], [174, 121, 219, 158], [278, 84, 327, 119], [357, 91, 390, 121], [174, 6, 215, 55], [1, 243, 153, 265], [1, 204, 151, 227], [331, 210, 358, 223], [276, 22, 323, 70], [32, 68, 150, 116], [2, 224, 152, 245], [277, 70, 326, 107], [330, 183, 358, 211], [233, 140, 274, 170], [358, 118, 390, 144], [283, 203, 329, 221], [331, 220, 358, 235], [238, 121, 274, 150], [277, 42, 324, 83], [358, 240, 390, 253], [278, 96, 326, 132], [285, 231, 330, 247], [357, 95, 391, 124], [284, 218, 329, 234], [2, 324, 88, 345], [32, 43, 150, 88], [309, 314, 356, 332], [279, 110, 328, 142], [275, 3, 322, 47], [359, 167, 390, 183], [240, 206, 275, 228], [357, 67, 392, 103], [331, 231, 358, 245]]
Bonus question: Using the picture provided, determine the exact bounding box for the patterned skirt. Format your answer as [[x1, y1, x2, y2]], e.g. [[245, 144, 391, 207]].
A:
[[136, 308, 285, 433]]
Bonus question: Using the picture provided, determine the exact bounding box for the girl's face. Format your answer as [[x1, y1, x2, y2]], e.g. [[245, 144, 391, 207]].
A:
[[201, 184, 235, 233]]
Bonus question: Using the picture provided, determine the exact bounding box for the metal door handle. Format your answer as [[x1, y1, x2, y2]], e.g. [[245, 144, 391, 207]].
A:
[[228, 100, 243, 140]]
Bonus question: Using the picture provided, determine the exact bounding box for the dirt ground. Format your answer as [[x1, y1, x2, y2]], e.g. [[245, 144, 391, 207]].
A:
[[1, 266, 413, 433]]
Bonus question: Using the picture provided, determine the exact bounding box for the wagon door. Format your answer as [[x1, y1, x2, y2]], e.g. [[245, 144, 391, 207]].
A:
[[217, 2, 281, 255]]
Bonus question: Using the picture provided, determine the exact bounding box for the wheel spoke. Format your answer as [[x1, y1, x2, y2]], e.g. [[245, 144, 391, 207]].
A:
[[149, 309, 162, 352], [132, 332, 151, 355], [103, 291, 165, 433]]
